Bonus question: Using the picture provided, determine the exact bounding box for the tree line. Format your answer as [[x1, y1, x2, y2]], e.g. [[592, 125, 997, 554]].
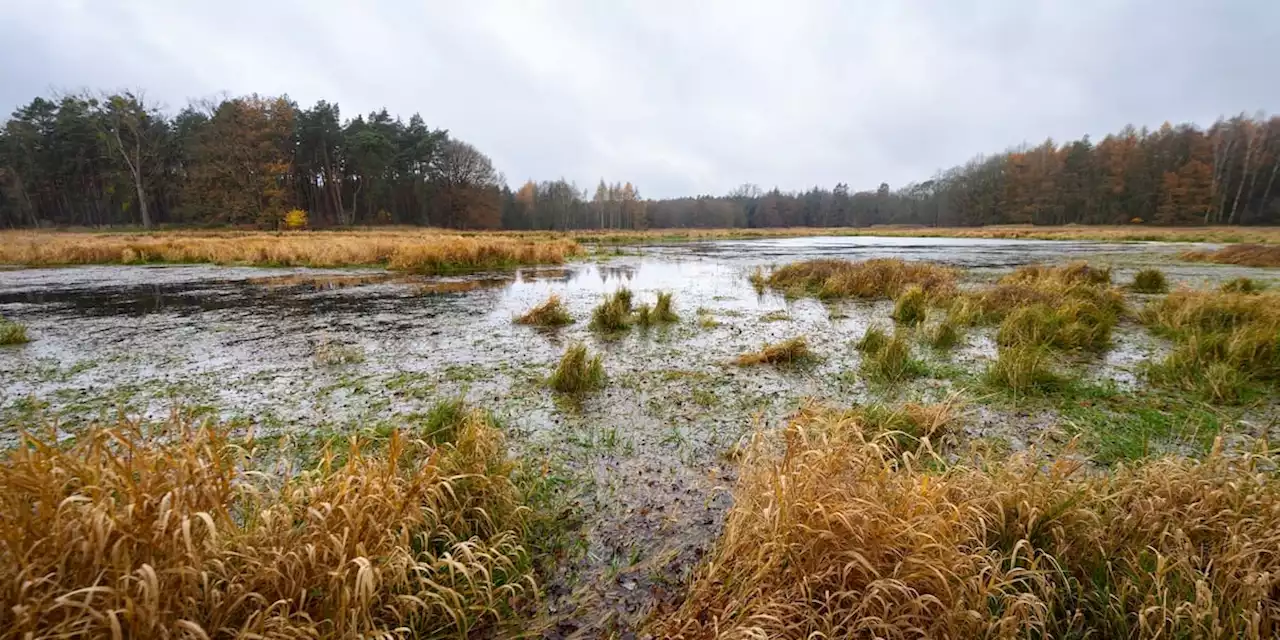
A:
[[1, 89, 1276, 229]]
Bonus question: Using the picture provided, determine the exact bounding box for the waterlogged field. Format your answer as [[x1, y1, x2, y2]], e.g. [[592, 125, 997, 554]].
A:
[[3, 235, 1280, 637]]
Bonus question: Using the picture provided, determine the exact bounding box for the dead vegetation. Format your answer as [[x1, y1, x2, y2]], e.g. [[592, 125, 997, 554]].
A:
[[0, 230, 581, 274], [655, 406, 1280, 639], [762, 258, 956, 300], [0, 410, 535, 638], [734, 336, 815, 367], [515, 294, 574, 327], [1181, 243, 1280, 268]]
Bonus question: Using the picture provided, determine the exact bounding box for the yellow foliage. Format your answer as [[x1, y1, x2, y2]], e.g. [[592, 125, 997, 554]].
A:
[[282, 208, 308, 230]]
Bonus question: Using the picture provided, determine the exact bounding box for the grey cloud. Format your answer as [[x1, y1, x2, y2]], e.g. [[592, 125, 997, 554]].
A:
[[2, 0, 1277, 198]]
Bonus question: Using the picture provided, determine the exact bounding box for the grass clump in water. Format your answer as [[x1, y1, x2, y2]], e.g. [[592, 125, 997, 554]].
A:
[[548, 342, 606, 393], [1221, 277, 1266, 294], [891, 284, 928, 326], [314, 338, 365, 366], [995, 300, 1114, 351], [0, 412, 535, 638], [764, 258, 956, 300], [589, 288, 634, 332], [984, 345, 1068, 395], [1129, 268, 1169, 293], [735, 336, 815, 367], [0, 317, 29, 345], [855, 325, 890, 353], [656, 410, 1280, 639], [652, 291, 678, 323], [862, 332, 927, 383], [514, 294, 573, 327]]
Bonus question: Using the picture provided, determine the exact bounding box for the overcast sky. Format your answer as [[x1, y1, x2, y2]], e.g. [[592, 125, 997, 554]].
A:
[[3, 1, 1278, 198]]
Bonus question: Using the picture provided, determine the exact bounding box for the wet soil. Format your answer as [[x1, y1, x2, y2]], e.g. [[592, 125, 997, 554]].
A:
[[1, 235, 1277, 637]]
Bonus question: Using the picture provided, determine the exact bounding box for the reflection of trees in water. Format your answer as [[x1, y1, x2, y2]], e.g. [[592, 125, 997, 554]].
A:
[[597, 265, 636, 283], [516, 268, 574, 284]]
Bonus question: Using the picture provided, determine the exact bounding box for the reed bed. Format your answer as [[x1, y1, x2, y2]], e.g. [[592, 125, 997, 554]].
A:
[[0, 230, 581, 274], [655, 406, 1280, 639], [1181, 243, 1280, 267], [0, 410, 535, 638], [763, 258, 957, 300]]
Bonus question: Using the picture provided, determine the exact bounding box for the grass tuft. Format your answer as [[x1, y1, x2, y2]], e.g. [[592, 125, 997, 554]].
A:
[[548, 342, 606, 393], [925, 316, 962, 350], [891, 284, 927, 326], [0, 317, 29, 345], [656, 410, 1280, 639], [0, 412, 535, 638], [984, 345, 1068, 395], [514, 294, 573, 326], [764, 258, 956, 300], [1130, 268, 1169, 293], [855, 325, 890, 354], [862, 332, 927, 383], [1221, 277, 1266, 294], [735, 336, 815, 367], [589, 288, 634, 332], [652, 291, 679, 323]]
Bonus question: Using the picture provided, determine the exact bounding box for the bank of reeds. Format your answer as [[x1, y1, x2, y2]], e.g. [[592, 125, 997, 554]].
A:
[[515, 294, 573, 327], [548, 343, 606, 393], [1181, 243, 1280, 267], [656, 407, 1280, 639], [735, 336, 815, 367], [0, 410, 535, 638], [763, 258, 956, 300], [562, 225, 1280, 246], [0, 230, 581, 274], [1140, 289, 1280, 402]]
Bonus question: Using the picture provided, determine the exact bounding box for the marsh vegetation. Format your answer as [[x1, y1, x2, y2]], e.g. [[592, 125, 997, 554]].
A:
[[4, 232, 1280, 637]]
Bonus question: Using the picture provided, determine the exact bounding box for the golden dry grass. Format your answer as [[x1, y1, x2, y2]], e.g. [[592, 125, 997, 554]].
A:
[[1181, 244, 1280, 267], [514, 294, 574, 327], [564, 225, 1280, 245], [734, 336, 816, 367], [764, 258, 957, 300], [655, 406, 1280, 639], [0, 411, 535, 638], [0, 230, 581, 274]]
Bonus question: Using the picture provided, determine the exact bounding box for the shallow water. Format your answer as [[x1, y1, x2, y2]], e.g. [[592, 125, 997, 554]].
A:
[[0, 235, 1273, 635]]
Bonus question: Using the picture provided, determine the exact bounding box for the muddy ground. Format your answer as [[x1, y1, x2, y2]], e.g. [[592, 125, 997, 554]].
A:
[[1, 235, 1277, 637]]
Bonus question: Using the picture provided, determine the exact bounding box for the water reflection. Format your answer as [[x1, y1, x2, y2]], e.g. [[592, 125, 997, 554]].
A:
[[0, 235, 1188, 319]]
